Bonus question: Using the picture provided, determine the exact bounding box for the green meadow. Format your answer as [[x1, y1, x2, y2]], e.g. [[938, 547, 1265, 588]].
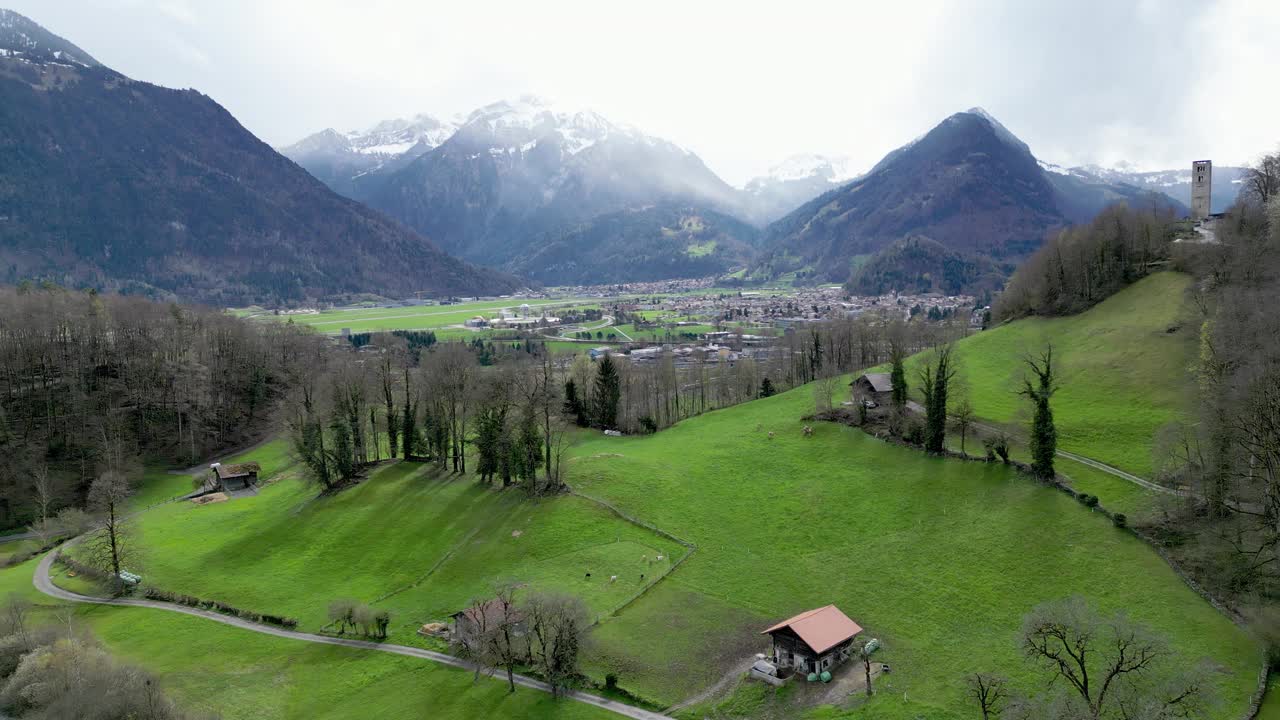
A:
[[565, 381, 1259, 717], [0, 559, 617, 720], [81, 455, 684, 638]]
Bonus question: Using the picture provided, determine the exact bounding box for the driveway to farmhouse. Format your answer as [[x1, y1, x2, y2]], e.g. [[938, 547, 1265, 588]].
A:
[[32, 551, 670, 720]]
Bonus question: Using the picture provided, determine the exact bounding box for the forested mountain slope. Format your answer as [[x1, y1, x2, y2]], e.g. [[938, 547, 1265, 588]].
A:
[[0, 10, 516, 305]]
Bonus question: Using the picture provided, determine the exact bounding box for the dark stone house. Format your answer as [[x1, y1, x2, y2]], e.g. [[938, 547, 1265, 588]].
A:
[[762, 605, 862, 676]]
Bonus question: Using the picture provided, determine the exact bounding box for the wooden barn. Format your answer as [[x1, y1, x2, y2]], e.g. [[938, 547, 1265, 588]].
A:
[[762, 605, 862, 676], [207, 462, 261, 493], [851, 372, 893, 406]]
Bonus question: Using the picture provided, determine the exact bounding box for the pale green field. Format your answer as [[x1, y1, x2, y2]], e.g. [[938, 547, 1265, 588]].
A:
[[263, 297, 608, 334]]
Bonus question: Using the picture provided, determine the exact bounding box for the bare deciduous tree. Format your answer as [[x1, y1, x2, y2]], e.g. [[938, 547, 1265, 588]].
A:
[[86, 470, 133, 579], [1018, 597, 1207, 720], [525, 592, 588, 697], [968, 672, 1009, 719]]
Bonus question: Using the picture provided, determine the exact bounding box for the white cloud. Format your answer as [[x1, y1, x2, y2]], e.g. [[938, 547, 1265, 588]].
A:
[[7, 0, 1278, 183]]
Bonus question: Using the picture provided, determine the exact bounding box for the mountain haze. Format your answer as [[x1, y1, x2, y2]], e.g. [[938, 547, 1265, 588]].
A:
[[742, 154, 860, 224], [0, 10, 516, 305], [349, 97, 747, 267]]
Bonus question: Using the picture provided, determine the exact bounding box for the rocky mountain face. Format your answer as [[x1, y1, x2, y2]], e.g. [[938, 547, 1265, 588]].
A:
[[753, 109, 1183, 291], [0, 10, 516, 305], [741, 154, 859, 224]]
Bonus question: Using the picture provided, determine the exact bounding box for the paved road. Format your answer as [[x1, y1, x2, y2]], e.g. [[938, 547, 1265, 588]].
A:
[[32, 551, 669, 720]]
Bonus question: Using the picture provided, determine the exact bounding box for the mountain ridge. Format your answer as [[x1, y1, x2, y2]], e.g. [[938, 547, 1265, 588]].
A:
[[752, 108, 1185, 291], [0, 9, 518, 305]]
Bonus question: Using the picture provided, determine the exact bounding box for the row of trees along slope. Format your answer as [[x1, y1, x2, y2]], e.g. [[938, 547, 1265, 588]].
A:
[[986, 148, 1280, 674], [1150, 149, 1280, 661], [0, 9, 517, 306]]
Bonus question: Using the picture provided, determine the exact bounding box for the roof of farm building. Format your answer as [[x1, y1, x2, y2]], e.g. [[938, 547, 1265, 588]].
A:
[[855, 373, 894, 393], [762, 605, 862, 654], [214, 462, 261, 479]]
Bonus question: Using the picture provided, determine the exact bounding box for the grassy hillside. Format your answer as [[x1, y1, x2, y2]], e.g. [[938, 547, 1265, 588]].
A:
[[565, 379, 1258, 718], [99, 447, 684, 638], [38, 282, 1267, 719], [909, 271, 1196, 477]]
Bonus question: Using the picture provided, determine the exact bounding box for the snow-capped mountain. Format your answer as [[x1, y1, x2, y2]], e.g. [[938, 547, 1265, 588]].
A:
[[280, 113, 461, 195], [347, 113, 459, 156], [293, 95, 751, 282], [447, 95, 696, 163], [743, 153, 860, 223]]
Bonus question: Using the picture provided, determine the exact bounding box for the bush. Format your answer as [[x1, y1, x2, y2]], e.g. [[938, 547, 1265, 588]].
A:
[[1112, 513, 1127, 528], [1077, 493, 1098, 507], [983, 433, 1011, 463], [605, 673, 618, 690], [142, 586, 297, 629], [905, 422, 925, 446], [638, 415, 658, 434]]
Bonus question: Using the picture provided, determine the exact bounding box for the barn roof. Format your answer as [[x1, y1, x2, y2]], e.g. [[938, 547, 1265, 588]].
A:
[[854, 373, 893, 393], [215, 462, 261, 480], [762, 605, 862, 654], [451, 598, 524, 626]]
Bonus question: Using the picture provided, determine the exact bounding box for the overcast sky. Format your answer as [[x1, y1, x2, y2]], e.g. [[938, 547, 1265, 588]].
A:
[[10, 0, 1279, 185]]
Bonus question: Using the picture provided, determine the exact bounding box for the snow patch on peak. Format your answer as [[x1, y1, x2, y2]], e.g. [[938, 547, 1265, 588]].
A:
[[459, 96, 674, 157], [339, 113, 460, 156], [762, 154, 857, 183], [962, 106, 1027, 152], [1037, 159, 1072, 176]]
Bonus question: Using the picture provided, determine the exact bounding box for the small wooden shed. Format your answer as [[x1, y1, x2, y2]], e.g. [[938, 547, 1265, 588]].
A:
[[209, 462, 261, 492]]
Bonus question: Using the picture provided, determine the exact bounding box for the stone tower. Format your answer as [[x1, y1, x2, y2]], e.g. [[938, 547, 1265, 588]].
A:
[[1191, 160, 1212, 221]]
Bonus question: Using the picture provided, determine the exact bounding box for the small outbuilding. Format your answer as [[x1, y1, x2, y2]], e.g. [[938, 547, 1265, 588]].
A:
[[209, 462, 261, 492], [851, 373, 893, 406], [762, 605, 862, 676]]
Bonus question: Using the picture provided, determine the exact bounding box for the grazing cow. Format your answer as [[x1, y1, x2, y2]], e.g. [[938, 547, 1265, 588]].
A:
[[585, 572, 592, 579], [768, 431, 775, 440], [609, 575, 618, 583], [656, 555, 664, 562], [803, 426, 813, 437]]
